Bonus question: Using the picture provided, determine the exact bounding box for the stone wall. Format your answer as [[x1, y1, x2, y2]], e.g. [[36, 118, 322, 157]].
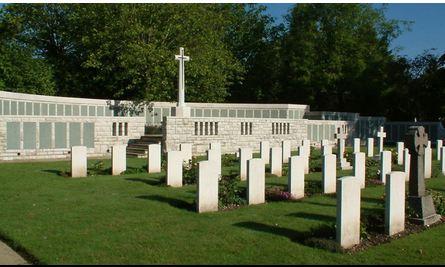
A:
[[0, 91, 145, 161], [162, 116, 350, 155]]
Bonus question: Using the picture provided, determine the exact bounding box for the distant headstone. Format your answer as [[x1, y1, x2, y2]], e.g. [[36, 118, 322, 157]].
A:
[[323, 154, 337, 194], [288, 155, 305, 199], [180, 143, 192, 165], [322, 144, 332, 156], [335, 128, 351, 170], [353, 138, 361, 154], [405, 126, 441, 225], [404, 148, 411, 181], [302, 139, 311, 157], [260, 141, 270, 164], [367, 138, 374, 157], [112, 144, 127, 175], [71, 146, 87, 178], [247, 158, 265, 205], [282, 140, 291, 164], [298, 145, 310, 174], [209, 142, 222, 178], [270, 147, 282, 177], [207, 149, 221, 180], [167, 150, 183, 187], [321, 139, 330, 146], [239, 148, 253, 181], [385, 171, 406, 236], [354, 152, 366, 189], [380, 151, 392, 184], [397, 142, 404, 165], [197, 160, 218, 213], [437, 140, 443, 161], [424, 141, 432, 179], [147, 144, 161, 173], [377, 126, 386, 154], [336, 176, 361, 249], [441, 147, 445, 175]]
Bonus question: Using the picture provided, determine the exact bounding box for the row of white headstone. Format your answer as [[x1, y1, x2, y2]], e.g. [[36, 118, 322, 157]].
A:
[[70, 143, 163, 177]]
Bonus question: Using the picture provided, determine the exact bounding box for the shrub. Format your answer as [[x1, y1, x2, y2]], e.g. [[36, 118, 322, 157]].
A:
[[221, 154, 237, 167], [218, 171, 246, 209], [427, 189, 445, 215], [305, 180, 322, 196], [183, 157, 199, 185], [87, 160, 110, 176], [265, 186, 293, 201]]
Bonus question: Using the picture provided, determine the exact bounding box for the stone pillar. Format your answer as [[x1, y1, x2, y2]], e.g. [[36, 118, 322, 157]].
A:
[[167, 150, 183, 187], [282, 140, 291, 164], [353, 138, 361, 154], [367, 138, 374, 158], [288, 155, 305, 199], [112, 144, 127, 175], [197, 160, 218, 213], [239, 148, 253, 181], [437, 140, 443, 161], [147, 144, 161, 173], [270, 147, 282, 177], [323, 154, 337, 194], [424, 142, 432, 179], [260, 141, 270, 164], [354, 152, 366, 189], [180, 143, 192, 165], [404, 148, 411, 181], [385, 171, 406, 236], [336, 176, 361, 249], [207, 148, 221, 180], [247, 158, 265, 205], [380, 151, 392, 184], [71, 146, 87, 178], [397, 142, 404, 165]]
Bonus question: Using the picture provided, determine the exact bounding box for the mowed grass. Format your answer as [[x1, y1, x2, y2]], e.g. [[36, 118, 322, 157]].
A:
[[0, 147, 445, 264]]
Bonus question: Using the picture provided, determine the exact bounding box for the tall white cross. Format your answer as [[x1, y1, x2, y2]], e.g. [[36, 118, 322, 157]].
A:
[[175, 47, 190, 107], [377, 126, 386, 153], [335, 128, 347, 160]]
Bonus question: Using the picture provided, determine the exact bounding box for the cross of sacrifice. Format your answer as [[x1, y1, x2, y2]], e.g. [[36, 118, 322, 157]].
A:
[[175, 47, 190, 107]]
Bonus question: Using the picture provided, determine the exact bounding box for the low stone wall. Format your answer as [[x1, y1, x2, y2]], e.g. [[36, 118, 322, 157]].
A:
[[162, 117, 350, 155]]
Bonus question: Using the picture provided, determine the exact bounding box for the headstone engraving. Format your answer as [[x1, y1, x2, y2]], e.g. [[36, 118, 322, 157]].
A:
[[334, 128, 351, 170], [405, 126, 441, 225]]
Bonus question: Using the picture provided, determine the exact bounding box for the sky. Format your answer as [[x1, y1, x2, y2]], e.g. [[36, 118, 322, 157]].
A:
[[263, 3, 445, 59]]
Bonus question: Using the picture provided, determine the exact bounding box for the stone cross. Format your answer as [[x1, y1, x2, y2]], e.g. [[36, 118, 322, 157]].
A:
[[175, 47, 190, 107], [334, 128, 347, 157], [377, 126, 386, 153], [404, 126, 440, 225]]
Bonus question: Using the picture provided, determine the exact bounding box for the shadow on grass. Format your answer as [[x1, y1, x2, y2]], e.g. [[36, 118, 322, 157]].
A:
[[125, 177, 165, 186], [286, 212, 335, 223], [361, 197, 384, 205], [234, 221, 341, 252], [302, 201, 335, 208], [136, 195, 195, 212]]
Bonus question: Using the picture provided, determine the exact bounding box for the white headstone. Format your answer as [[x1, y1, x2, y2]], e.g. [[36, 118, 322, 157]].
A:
[[298, 145, 310, 174], [239, 148, 253, 181], [71, 146, 87, 178], [322, 144, 332, 156], [397, 142, 404, 165], [336, 176, 361, 249], [380, 151, 392, 184], [437, 140, 443, 161], [323, 154, 337, 194], [247, 158, 265, 205], [288, 156, 305, 199], [353, 138, 361, 154], [197, 160, 218, 213], [367, 138, 374, 157], [180, 143, 192, 165], [270, 147, 282, 177], [321, 139, 329, 146], [442, 147, 445, 175], [207, 149, 221, 180], [209, 142, 222, 178], [335, 129, 351, 170], [404, 148, 411, 181], [282, 140, 291, 164], [112, 144, 127, 175], [260, 141, 270, 164], [147, 144, 161, 173], [377, 126, 386, 154], [167, 150, 183, 187], [354, 152, 366, 189], [385, 171, 405, 236], [424, 142, 432, 179], [302, 139, 311, 157]]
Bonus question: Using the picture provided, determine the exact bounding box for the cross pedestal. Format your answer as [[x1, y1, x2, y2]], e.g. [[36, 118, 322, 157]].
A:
[[405, 126, 441, 226]]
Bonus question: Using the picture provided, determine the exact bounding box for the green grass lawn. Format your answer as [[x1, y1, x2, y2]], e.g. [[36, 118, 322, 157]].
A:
[[0, 146, 444, 264]]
